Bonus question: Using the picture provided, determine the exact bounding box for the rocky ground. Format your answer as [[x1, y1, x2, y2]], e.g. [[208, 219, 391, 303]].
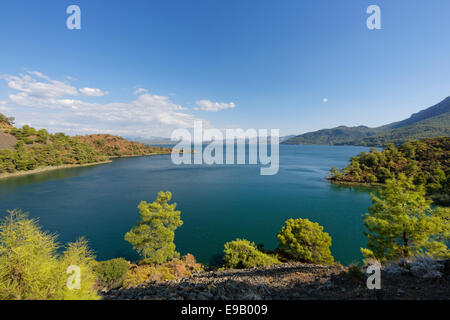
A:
[[103, 259, 450, 300], [0, 130, 17, 150]]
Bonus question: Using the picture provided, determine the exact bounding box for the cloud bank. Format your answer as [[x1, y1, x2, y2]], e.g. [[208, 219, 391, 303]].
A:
[[0, 71, 211, 137]]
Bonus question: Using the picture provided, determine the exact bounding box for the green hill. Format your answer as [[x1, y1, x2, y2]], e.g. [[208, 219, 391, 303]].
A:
[[283, 97, 450, 147], [0, 114, 170, 175], [328, 137, 450, 206], [282, 125, 381, 145]]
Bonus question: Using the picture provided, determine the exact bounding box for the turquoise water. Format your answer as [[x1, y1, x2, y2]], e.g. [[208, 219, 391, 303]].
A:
[[0, 145, 374, 265]]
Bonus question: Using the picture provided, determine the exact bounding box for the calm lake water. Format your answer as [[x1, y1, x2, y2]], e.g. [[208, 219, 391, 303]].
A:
[[0, 145, 374, 265]]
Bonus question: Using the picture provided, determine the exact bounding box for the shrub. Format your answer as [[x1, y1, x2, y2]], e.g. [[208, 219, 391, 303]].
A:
[[365, 173, 378, 183], [93, 258, 129, 288], [59, 239, 100, 300], [0, 210, 99, 300], [123, 265, 176, 288], [168, 254, 203, 277], [223, 239, 280, 269], [122, 254, 203, 288], [347, 263, 364, 282], [277, 218, 334, 265]]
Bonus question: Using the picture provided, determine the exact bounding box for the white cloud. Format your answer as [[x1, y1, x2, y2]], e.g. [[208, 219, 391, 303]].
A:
[[79, 88, 109, 97], [1, 72, 78, 98], [134, 88, 148, 95], [79, 87, 108, 97], [323, 98, 328, 103], [1, 71, 108, 98], [27, 71, 50, 80], [196, 99, 236, 112], [0, 71, 211, 137]]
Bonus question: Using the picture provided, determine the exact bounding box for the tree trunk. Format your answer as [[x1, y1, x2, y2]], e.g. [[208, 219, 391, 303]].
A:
[[402, 231, 409, 257]]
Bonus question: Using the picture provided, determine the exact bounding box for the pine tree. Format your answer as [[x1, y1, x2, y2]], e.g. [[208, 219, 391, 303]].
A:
[[277, 218, 334, 265], [125, 191, 183, 264], [361, 174, 450, 261], [0, 210, 99, 300]]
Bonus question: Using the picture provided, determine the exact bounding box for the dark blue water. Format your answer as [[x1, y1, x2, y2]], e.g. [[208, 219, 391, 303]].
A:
[[0, 145, 374, 265]]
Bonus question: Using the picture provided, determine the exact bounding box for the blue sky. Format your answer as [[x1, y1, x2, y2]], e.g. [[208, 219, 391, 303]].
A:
[[0, 0, 449, 137]]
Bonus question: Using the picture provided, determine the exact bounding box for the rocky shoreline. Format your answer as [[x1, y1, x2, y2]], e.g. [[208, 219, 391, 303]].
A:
[[103, 260, 450, 300]]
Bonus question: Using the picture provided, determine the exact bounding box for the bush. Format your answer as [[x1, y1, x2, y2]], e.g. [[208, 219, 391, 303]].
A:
[[123, 265, 176, 288], [347, 263, 364, 282], [93, 258, 129, 288], [277, 218, 334, 265], [223, 239, 280, 269], [365, 173, 378, 183], [122, 254, 204, 288], [168, 254, 203, 277], [0, 210, 99, 300]]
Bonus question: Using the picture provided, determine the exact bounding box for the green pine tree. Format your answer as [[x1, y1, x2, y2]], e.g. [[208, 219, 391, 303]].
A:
[[361, 174, 450, 261], [125, 191, 183, 264], [0, 210, 99, 300], [277, 218, 334, 265]]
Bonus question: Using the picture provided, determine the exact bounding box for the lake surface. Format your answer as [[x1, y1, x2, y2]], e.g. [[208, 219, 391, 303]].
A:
[[0, 145, 374, 265]]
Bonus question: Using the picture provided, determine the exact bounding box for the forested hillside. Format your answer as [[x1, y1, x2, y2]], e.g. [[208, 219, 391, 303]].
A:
[[0, 123, 108, 173], [284, 97, 450, 146], [282, 126, 381, 145], [328, 137, 450, 205], [0, 113, 170, 175], [75, 134, 170, 157]]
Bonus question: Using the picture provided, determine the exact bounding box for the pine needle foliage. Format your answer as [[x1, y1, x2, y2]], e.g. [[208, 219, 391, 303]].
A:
[[277, 218, 334, 265], [361, 174, 450, 261], [125, 191, 183, 264], [223, 239, 280, 269], [0, 210, 100, 300]]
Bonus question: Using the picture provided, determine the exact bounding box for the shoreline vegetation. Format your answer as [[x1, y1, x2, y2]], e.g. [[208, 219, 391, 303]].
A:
[[0, 114, 174, 179], [327, 137, 449, 206], [1, 185, 448, 300], [327, 179, 383, 188], [0, 151, 176, 180], [0, 150, 170, 180], [0, 160, 112, 180], [1, 112, 449, 300]]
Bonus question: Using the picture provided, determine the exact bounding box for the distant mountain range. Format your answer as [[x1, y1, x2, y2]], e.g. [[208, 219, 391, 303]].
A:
[[126, 136, 174, 145], [283, 97, 450, 147], [132, 135, 296, 145]]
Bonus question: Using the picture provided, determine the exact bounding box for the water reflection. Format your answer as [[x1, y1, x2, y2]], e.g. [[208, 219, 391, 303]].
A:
[[0, 164, 107, 192], [329, 183, 380, 196]]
